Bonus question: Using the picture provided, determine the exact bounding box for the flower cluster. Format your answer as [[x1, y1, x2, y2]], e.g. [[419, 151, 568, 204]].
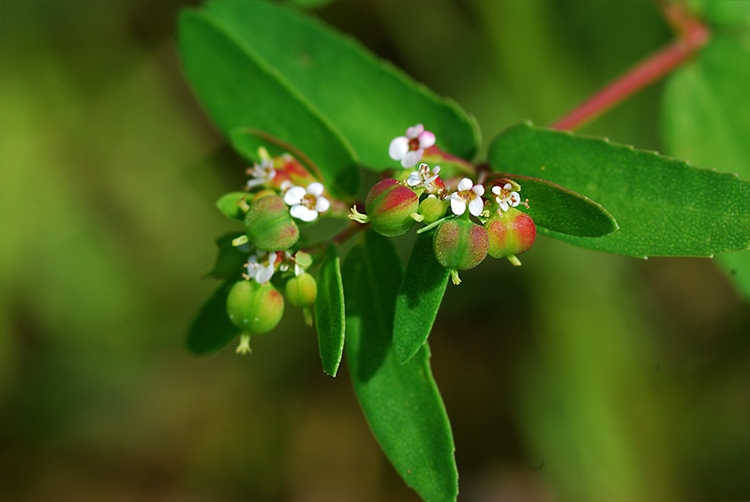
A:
[[351, 124, 536, 284], [216, 147, 340, 353]]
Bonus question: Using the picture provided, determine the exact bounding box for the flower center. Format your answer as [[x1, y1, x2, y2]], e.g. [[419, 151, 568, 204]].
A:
[[408, 137, 421, 151], [302, 193, 317, 209]]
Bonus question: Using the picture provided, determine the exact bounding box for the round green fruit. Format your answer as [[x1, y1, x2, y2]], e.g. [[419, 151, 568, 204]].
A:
[[244, 195, 299, 251], [365, 178, 419, 237], [285, 273, 318, 308], [226, 280, 285, 334], [485, 208, 536, 259], [433, 218, 489, 271]]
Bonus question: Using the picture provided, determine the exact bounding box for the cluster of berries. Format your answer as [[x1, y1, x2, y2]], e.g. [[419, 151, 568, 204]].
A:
[[223, 150, 334, 353], [350, 124, 537, 284]]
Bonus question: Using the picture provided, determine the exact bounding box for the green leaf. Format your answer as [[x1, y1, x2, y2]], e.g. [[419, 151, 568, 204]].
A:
[[688, 0, 750, 30], [314, 243, 345, 376], [487, 123, 750, 258], [343, 231, 457, 502], [187, 279, 241, 355], [394, 231, 450, 364], [208, 232, 249, 280], [186, 0, 479, 172], [662, 37, 750, 295], [485, 173, 618, 237], [178, 9, 359, 198], [216, 192, 249, 221]]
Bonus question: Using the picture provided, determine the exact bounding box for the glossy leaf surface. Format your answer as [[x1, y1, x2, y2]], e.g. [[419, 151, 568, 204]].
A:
[[184, 0, 478, 173], [662, 37, 750, 296], [394, 230, 450, 364], [343, 231, 457, 502], [488, 123, 750, 258], [179, 8, 358, 198], [485, 173, 618, 237], [315, 244, 345, 376]]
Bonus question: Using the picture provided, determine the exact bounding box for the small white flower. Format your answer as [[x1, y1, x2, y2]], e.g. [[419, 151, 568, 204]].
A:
[[406, 163, 444, 194], [246, 158, 275, 189], [283, 182, 330, 222], [492, 183, 521, 212], [388, 124, 436, 168], [246, 251, 277, 284], [447, 178, 485, 217]]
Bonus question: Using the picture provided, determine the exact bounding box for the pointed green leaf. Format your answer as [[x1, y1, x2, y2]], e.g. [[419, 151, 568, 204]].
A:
[[394, 231, 450, 364], [186, 0, 479, 172], [662, 37, 750, 295], [178, 9, 358, 198], [315, 243, 345, 376], [187, 279, 241, 355], [216, 192, 249, 221], [485, 173, 618, 237], [488, 123, 750, 257], [343, 231, 457, 502]]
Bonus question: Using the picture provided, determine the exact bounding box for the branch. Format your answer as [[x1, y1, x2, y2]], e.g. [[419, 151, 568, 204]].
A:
[[551, 1, 709, 131]]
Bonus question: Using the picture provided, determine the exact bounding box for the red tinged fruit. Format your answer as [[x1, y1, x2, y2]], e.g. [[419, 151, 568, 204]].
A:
[[485, 208, 536, 259], [244, 194, 300, 251], [433, 218, 489, 271], [226, 280, 285, 334], [365, 178, 419, 237]]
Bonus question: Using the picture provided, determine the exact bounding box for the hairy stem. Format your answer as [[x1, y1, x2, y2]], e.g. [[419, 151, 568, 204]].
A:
[[551, 0, 709, 131]]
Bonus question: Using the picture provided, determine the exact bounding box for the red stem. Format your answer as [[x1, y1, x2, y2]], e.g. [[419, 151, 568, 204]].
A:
[[551, 1, 709, 131]]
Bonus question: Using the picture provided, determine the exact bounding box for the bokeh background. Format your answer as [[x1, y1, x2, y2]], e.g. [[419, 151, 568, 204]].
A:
[[1, 1, 748, 500]]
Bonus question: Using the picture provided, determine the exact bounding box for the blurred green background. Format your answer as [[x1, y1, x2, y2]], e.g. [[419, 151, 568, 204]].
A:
[[1, 1, 748, 500]]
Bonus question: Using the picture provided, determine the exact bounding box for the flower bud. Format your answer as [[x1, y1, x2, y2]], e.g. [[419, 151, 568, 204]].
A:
[[485, 208, 536, 259], [285, 272, 318, 308], [226, 280, 285, 334], [365, 178, 419, 237], [244, 195, 299, 251], [418, 196, 448, 224], [433, 218, 489, 271]]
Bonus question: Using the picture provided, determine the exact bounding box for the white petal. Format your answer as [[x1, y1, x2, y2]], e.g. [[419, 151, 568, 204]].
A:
[[406, 172, 422, 186], [406, 124, 424, 139], [491, 185, 501, 195], [499, 200, 509, 212], [468, 197, 484, 217], [307, 182, 324, 197], [315, 196, 330, 213], [450, 197, 466, 216], [389, 136, 409, 160], [433, 166, 441, 175], [268, 252, 277, 265], [284, 186, 306, 205], [472, 185, 485, 197], [401, 150, 422, 168], [457, 178, 473, 191], [256, 264, 275, 284], [418, 130, 435, 149], [503, 183, 512, 190], [246, 178, 265, 189], [290, 204, 318, 222], [509, 192, 521, 207]]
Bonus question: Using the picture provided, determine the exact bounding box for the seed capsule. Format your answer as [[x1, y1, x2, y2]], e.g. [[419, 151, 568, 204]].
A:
[[365, 178, 419, 237], [285, 273, 318, 308], [226, 280, 285, 334], [485, 208, 536, 259], [418, 196, 448, 224], [433, 218, 489, 271], [244, 195, 299, 251]]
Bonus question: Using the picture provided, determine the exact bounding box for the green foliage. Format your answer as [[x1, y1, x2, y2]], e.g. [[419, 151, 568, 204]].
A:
[[488, 123, 750, 258], [314, 244, 345, 376], [216, 192, 249, 221], [187, 279, 241, 355], [394, 230, 450, 364], [343, 231, 457, 502], [179, 0, 479, 200], [488, 174, 618, 237], [207, 232, 249, 280], [662, 37, 750, 297]]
